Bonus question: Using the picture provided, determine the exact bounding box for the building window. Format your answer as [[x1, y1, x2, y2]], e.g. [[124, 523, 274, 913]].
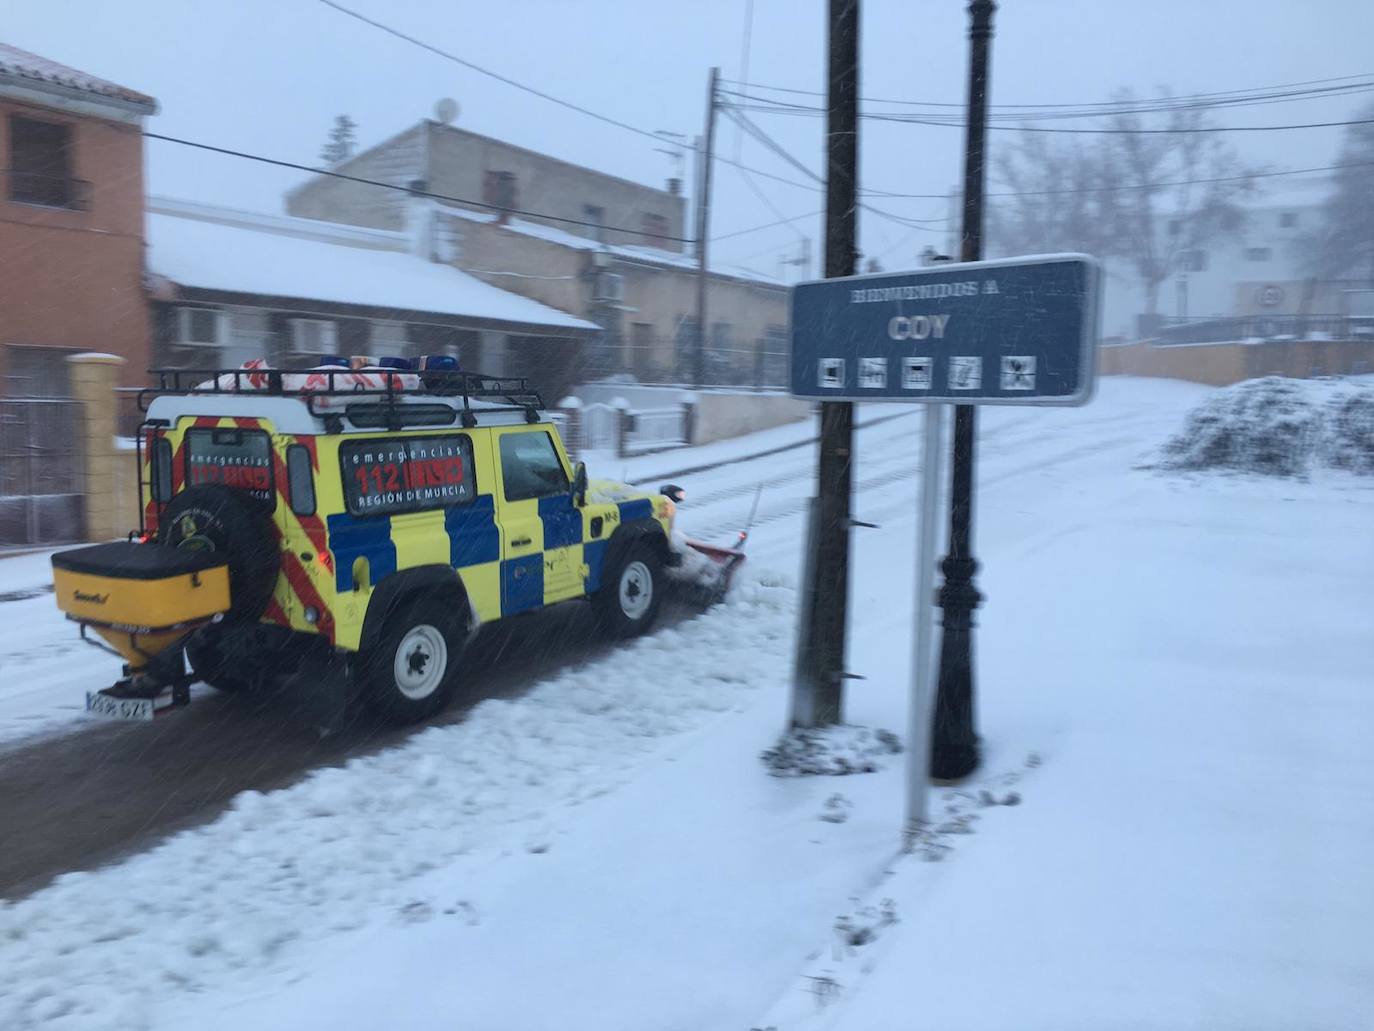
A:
[[630, 321, 654, 378], [1178, 249, 1208, 272], [2, 345, 75, 397], [7, 115, 84, 210], [1279, 212, 1298, 229], [1245, 247, 1272, 262], [176, 307, 224, 347], [584, 204, 606, 243], [641, 212, 669, 246], [482, 170, 518, 213], [289, 318, 339, 360]]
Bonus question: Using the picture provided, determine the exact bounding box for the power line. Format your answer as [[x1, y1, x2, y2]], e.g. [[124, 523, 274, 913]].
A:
[[712, 209, 825, 242], [873, 113, 1374, 135], [727, 91, 1374, 134], [720, 71, 1374, 112], [143, 131, 696, 242], [722, 82, 1374, 124], [317, 0, 668, 147], [716, 101, 945, 233], [144, 130, 1369, 242], [313, 0, 919, 225]]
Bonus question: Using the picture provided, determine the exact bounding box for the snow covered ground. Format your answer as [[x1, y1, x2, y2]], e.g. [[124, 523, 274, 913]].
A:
[[1, 377, 1371, 1030]]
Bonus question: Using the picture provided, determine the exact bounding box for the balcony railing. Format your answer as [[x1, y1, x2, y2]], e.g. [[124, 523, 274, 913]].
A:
[[3, 170, 91, 211]]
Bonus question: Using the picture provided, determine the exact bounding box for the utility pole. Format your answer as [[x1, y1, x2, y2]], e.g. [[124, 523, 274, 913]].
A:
[[791, 0, 858, 728], [694, 67, 720, 389], [930, 0, 995, 781]]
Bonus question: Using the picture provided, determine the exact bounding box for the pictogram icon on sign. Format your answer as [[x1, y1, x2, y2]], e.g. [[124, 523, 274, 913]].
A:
[[859, 357, 888, 388], [818, 358, 845, 388], [949, 357, 982, 390], [1000, 356, 1036, 390], [902, 357, 933, 390]]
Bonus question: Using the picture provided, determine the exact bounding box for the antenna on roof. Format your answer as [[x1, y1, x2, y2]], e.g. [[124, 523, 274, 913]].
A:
[[434, 98, 459, 125]]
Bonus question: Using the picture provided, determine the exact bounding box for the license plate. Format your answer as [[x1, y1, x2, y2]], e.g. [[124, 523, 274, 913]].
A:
[[86, 691, 156, 721]]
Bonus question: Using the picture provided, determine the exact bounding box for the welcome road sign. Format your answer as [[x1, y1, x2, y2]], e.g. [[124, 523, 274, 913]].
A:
[[790, 253, 1101, 406]]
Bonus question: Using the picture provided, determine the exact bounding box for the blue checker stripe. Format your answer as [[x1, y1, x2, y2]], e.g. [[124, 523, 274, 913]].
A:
[[446, 494, 500, 568], [617, 498, 653, 525], [327, 512, 397, 592], [502, 554, 544, 616], [583, 538, 609, 594], [537, 494, 584, 550]]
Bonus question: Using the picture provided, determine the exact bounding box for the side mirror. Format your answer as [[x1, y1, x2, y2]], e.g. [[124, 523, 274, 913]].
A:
[[573, 461, 589, 507], [660, 484, 686, 504]]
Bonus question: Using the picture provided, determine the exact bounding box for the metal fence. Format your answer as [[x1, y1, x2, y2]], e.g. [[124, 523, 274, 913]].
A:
[[580, 402, 621, 452], [570, 401, 690, 457], [1151, 314, 1374, 346], [0, 398, 85, 547], [624, 407, 686, 453]]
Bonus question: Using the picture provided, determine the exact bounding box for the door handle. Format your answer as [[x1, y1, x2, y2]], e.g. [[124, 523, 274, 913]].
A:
[[511, 536, 533, 547]]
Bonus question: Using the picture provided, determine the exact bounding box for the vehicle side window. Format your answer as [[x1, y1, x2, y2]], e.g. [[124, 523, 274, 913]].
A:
[[286, 444, 316, 516], [340, 434, 475, 516], [499, 431, 569, 502], [151, 437, 173, 502]]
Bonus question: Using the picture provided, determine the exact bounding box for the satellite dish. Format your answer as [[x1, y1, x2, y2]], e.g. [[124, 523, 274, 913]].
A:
[[435, 98, 459, 125]]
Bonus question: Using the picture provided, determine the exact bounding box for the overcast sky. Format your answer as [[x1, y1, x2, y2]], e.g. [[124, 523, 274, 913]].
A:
[[4, 0, 1372, 278]]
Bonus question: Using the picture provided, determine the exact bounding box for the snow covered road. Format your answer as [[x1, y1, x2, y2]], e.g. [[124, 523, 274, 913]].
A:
[[2, 378, 1371, 1030]]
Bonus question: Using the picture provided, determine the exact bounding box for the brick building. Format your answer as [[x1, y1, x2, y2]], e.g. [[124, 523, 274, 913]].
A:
[[0, 43, 156, 396]]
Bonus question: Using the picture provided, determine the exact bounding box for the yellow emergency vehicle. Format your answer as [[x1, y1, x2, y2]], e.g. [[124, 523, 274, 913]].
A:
[[51, 363, 699, 725]]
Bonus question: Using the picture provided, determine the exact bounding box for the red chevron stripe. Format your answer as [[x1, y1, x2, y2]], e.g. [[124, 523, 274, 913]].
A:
[[280, 550, 335, 644], [263, 595, 291, 629]]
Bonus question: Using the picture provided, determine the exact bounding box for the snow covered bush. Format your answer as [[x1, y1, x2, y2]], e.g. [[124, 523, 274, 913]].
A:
[[1160, 377, 1319, 477], [1318, 387, 1374, 474], [760, 724, 902, 777]]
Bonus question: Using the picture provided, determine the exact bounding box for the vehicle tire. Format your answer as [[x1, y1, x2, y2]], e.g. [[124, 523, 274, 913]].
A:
[[356, 593, 466, 724], [158, 485, 280, 624], [593, 538, 664, 638], [184, 627, 261, 694]]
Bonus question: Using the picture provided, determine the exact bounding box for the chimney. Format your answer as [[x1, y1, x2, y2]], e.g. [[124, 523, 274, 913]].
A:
[[667, 177, 682, 196], [405, 179, 435, 260]]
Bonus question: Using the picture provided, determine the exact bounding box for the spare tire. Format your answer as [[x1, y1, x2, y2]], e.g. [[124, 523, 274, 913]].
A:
[[158, 485, 280, 623]]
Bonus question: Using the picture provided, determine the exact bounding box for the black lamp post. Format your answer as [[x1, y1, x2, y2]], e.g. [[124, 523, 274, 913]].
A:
[[930, 0, 995, 782]]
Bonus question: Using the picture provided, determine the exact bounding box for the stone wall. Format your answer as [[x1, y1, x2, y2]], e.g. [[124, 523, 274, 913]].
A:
[[1098, 339, 1374, 386]]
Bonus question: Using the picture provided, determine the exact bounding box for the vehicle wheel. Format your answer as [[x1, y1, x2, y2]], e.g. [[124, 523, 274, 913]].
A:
[[593, 539, 664, 638], [158, 485, 280, 624], [356, 594, 466, 724], [184, 628, 257, 693]]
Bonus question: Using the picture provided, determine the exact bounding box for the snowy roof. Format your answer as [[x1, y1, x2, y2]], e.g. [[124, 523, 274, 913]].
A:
[[145, 198, 599, 335], [0, 42, 156, 114], [441, 206, 789, 288]]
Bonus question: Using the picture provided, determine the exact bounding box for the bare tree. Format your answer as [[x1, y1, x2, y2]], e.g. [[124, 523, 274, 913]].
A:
[[1305, 100, 1374, 281], [990, 91, 1263, 316], [988, 131, 1114, 258]]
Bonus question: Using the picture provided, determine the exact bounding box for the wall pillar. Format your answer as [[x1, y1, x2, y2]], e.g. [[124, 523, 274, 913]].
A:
[[67, 352, 125, 542]]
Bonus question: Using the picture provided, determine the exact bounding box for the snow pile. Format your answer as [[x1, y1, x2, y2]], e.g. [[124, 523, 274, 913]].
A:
[[760, 724, 903, 777], [1318, 387, 1374, 473], [0, 576, 795, 1031], [1160, 375, 1374, 477], [1159, 376, 1319, 476]]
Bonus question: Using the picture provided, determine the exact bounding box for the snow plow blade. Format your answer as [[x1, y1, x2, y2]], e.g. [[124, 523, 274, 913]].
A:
[[681, 538, 747, 601]]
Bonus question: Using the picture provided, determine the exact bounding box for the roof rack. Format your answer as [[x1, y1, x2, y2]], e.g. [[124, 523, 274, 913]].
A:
[[137, 366, 546, 431]]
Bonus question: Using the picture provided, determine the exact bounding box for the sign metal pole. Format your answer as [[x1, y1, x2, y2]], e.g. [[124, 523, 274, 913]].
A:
[[905, 401, 946, 840]]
